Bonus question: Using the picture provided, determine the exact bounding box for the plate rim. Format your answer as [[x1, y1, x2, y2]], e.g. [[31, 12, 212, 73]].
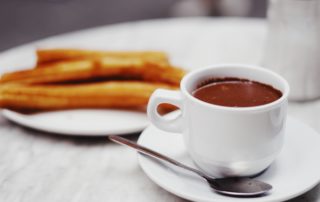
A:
[[2, 109, 149, 136], [137, 116, 320, 202]]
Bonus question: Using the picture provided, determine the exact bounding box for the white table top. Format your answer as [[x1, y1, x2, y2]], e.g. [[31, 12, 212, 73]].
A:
[[0, 17, 319, 202]]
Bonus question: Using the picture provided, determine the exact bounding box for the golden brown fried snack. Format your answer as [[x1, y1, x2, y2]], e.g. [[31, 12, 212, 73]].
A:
[[1, 60, 93, 84], [0, 57, 185, 86], [36, 49, 169, 66], [0, 81, 177, 110], [97, 57, 185, 85]]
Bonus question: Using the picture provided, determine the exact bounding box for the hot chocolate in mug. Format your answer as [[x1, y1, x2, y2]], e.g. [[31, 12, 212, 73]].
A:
[[147, 64, 289, 177]]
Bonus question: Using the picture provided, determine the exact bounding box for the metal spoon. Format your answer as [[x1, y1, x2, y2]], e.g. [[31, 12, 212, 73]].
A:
[[109, 135, 272, 197]]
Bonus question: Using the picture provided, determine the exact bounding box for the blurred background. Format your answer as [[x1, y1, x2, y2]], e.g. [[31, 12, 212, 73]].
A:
[[0, 0, 267, 52]]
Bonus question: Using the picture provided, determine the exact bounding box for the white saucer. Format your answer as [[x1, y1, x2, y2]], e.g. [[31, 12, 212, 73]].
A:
[[2, 109, 148, 136], [138, 116, 320, 202]]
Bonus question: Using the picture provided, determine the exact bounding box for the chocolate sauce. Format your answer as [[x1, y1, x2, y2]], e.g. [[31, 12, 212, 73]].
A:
[[192, 78, 282, 107]]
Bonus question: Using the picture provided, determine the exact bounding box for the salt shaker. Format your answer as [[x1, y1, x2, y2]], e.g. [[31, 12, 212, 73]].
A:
[[263, 0, 320, 101]]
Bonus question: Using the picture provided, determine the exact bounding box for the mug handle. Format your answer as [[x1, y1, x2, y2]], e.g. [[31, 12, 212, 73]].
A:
[[147, 89, 183, 133]]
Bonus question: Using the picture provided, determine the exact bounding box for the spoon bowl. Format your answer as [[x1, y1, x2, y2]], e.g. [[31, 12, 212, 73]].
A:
[[208, 177, 272, 196]]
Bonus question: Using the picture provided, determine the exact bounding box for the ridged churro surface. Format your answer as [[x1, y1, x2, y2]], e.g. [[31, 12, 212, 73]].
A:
[[36, 49, 169, 65], [0, 82, 177, 110], [1, 57, 185, 85]]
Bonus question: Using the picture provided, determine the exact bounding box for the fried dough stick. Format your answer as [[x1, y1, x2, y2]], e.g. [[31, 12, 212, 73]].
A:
[[0, 58, 185, 86], [0, 82, 177, 110], [36, 49, 169, 66]]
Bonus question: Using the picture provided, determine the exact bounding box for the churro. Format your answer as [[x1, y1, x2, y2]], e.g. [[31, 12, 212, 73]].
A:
[[36, 49, 169, 65], [1, 57, 185, 86], [0, 81, 177, 110]]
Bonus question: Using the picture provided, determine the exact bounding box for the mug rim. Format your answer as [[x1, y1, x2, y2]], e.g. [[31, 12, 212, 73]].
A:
[[180, 63, 290, 112]]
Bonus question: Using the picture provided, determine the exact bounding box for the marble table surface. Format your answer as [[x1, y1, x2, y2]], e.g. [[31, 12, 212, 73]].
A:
[[0, 17, 319, 202]]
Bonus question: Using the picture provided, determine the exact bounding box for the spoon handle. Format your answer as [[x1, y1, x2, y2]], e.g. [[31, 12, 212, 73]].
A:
[[109, 135, 206, 178]]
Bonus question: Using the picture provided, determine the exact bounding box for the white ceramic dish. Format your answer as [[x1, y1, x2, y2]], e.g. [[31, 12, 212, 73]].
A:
[[138, 115, 320, 202], [2, 109, 148, 136], [0, 18, 264, 136]]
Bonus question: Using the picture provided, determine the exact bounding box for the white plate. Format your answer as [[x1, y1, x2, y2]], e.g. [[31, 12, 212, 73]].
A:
[[138, 115, 320, 202], [2, 109, 148, 136], [0, 18, 265, 135]]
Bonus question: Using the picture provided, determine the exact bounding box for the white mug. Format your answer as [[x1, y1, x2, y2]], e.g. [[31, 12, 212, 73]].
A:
[[147, 64, 289, 177]]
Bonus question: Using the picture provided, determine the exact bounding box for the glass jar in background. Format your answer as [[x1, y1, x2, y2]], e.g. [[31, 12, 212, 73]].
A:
[[263, 0, 320, 101]]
